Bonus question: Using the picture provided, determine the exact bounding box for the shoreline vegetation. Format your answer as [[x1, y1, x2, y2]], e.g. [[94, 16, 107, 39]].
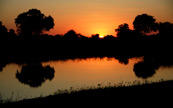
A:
[[1, 80, 173, 106], [0, 9, 173, 63], [0, 10, 172, 67]]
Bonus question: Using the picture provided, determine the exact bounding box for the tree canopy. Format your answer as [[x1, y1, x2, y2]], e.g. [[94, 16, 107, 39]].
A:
[[159, 22, 173, 39], [15, 9, 54, 36], [115, 23, 131, 38], [0, 21, 8, 36], [133, 14, 158, 34], [64, 30, 79, 40]]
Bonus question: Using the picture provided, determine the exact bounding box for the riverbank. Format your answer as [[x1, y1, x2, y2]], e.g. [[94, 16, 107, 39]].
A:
[[1, 80, 173, 107]]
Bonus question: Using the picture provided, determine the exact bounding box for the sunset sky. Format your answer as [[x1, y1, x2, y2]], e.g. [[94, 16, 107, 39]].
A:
[[0, 0, 173, 36]]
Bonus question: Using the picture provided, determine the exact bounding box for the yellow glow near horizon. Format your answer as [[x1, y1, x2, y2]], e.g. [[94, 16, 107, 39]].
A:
[[0, 0, 173, 36], [99, 35, 104, 38]]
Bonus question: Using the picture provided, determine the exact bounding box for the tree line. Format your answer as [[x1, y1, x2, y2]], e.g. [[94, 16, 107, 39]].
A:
[[0, 8, 173, 61], [0, 8, 173, 41]]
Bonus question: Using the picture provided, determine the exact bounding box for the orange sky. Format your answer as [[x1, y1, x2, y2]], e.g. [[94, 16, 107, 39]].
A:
[[0, 0, 173, 37]]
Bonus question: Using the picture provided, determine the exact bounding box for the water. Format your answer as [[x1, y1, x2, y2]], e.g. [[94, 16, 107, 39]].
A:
[[0, 57, 173, 101]]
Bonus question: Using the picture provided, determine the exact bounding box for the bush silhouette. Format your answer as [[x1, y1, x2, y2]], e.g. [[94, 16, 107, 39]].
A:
[[15, 9, 54, 36]]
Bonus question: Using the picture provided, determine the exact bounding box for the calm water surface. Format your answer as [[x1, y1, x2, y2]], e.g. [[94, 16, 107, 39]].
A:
[[0, 57, 173, 101]]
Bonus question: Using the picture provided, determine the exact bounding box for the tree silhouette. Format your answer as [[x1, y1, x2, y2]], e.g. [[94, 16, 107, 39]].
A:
[[8, 29, 17, 38], [64, 30, 79, 40], [103, 35, 116, 40], [159, 22, 173, 39], [15, 9, 54, 36], [91, 34, 100, 40], [133, 14, 158, 34], [0, 21, 8, 39], [115, 23, 132, 39]]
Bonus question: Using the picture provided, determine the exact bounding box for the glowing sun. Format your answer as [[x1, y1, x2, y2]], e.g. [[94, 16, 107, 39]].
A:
[[99, 35, 104, 38]]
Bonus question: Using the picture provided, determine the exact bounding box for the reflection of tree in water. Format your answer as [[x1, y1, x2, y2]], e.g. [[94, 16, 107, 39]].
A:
[[0, 59, 8, 72], [0, 63, 7, 72], [115, 56, 132, 65], [114, 55, 173, 79], [133, 61, 158, 79], [117, 57, 129, 65], [133, 56, 173, 79], [16, 63, 55, 87]]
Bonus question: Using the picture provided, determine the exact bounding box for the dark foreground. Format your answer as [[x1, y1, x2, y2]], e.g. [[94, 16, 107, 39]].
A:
[[1, 80, 173, 107]]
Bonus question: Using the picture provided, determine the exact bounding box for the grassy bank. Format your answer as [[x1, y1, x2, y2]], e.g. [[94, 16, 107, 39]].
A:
[[1, 80, 173, 107]]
